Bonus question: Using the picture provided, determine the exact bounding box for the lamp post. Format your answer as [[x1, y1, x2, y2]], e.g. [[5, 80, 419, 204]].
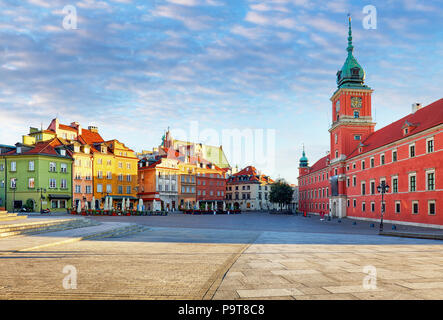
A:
[[37, 188, 46, 213], [377, 181, 390, 232], [12, 179, 17, 213]]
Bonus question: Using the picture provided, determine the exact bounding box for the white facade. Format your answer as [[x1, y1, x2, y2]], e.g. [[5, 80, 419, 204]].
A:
[[226, 182, 276, 211]]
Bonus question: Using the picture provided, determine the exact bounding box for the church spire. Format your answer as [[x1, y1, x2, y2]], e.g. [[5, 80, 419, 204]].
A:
[[336, 15, 368, 89], [347, 14, 354, 54]]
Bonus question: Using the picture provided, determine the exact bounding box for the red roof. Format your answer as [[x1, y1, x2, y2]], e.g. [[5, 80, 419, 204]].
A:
[[309, 155, 330, 173], [234, 165, 259, 176], [5, 138, 69, 157], [348, 98, 443, 158], [58, 124, 77, 132], [79, 128, 104, 145], [231, 165, 274, 183]]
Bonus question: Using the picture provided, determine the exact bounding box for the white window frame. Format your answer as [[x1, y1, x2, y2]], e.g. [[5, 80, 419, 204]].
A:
[[428, 200, 436, 216], [409, 143, 416, 158], [395, 201, 401, 214], [408, 172, 417, 192], [426, 169, 435, 191], [392, 149, 397, 162], [426, 137, 434, 154], [412, 200, 419, 215], [391, 175, 399, 193]]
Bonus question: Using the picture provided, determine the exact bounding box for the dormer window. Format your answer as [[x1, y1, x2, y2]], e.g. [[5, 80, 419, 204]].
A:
[[60, 149, 66, 156], [351, 67, 360, 77], [404, 128, 408, 135]]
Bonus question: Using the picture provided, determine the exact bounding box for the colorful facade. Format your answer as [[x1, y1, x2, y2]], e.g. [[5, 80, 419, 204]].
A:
[[138, 157, 179, 211], [195, 162, 226, 210], [178, 161, 197, 209], [226, 166, 275, 211], [298, 18, 443, 228], [1, 138, 72, 212], [92, 140, 139, 210]]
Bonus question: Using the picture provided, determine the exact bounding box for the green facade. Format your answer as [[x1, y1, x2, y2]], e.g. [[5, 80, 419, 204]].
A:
[[3, 154, 73, 212]]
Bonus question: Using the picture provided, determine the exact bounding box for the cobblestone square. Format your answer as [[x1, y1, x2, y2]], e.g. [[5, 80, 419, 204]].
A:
[[1, 212, 443, 299]]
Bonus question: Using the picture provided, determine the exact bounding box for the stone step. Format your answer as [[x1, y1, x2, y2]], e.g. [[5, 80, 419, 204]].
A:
[[0, 215, 27, 222], [0, 218, 98, 238]]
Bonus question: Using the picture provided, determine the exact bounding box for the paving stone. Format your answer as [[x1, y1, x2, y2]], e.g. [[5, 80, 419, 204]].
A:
[[237, 288, 304, 298]]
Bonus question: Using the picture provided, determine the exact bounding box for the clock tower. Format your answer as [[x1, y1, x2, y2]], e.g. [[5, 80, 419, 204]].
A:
[[328, 16, 376, 219], [329, 16, 375, 164]]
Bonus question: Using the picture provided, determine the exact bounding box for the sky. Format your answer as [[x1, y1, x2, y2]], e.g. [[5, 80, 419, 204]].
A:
[[0, 0, 442, 184]]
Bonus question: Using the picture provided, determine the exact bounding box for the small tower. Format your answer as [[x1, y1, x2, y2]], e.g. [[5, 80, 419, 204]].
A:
[[298, 145, 309, 176]]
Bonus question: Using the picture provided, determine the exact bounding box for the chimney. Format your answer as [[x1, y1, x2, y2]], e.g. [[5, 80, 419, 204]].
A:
[[412, 103, 422, 113], [88, 126, 98, 133], [71, 122, 82, 135]]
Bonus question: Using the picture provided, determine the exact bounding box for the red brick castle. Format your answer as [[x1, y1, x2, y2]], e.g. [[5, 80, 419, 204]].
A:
[[298, 18, 443, 228]]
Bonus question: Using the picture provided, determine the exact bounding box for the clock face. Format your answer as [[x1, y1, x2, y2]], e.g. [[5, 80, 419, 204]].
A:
[[335, 100, 340, 112], [351, 97, 362, 108]]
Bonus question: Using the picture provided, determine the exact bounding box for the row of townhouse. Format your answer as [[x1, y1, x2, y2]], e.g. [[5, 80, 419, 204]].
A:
[[1, 122, 280, 213], [0, 119, 138, 212]]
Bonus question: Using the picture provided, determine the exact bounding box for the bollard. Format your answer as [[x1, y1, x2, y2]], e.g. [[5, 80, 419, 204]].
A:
[[392, 225, 396, 230], [338, 219, 341, 223], [370, 223, 375, 228]]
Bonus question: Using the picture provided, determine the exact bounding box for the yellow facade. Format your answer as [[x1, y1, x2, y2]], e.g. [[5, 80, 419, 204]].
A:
[[93, 140, 138, 209], [177, 161, 197, 209]]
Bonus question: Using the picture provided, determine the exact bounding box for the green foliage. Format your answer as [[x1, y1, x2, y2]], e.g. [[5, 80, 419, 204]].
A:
[[24, 199, 34, 210], [269, 179, 293, 210]]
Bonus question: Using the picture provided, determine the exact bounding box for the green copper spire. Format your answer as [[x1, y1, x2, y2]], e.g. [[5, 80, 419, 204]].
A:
[[347, 15, 354, 54], [299, 144, 308, 168], [336, 15, 369, 89]]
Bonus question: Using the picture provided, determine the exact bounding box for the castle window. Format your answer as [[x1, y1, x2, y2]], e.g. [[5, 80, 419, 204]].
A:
[[409, 144, 415, 158], [427, 138, 434, 153], [428, 201, 436, 215], [412, 201, 419, 215], [354, 111, 360, 118]]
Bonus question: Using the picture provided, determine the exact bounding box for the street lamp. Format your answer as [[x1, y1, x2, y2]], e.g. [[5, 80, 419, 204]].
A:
[[377, 181, 390, 232], [37, 188, 46, 213], [12, 179, 17, 213]]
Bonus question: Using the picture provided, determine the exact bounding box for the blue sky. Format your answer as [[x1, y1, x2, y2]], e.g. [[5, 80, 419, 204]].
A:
[[0, 0, 442, 184]]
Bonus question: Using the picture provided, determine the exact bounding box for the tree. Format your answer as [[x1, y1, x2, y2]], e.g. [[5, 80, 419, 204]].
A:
[[269, 179, 293, 211]]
